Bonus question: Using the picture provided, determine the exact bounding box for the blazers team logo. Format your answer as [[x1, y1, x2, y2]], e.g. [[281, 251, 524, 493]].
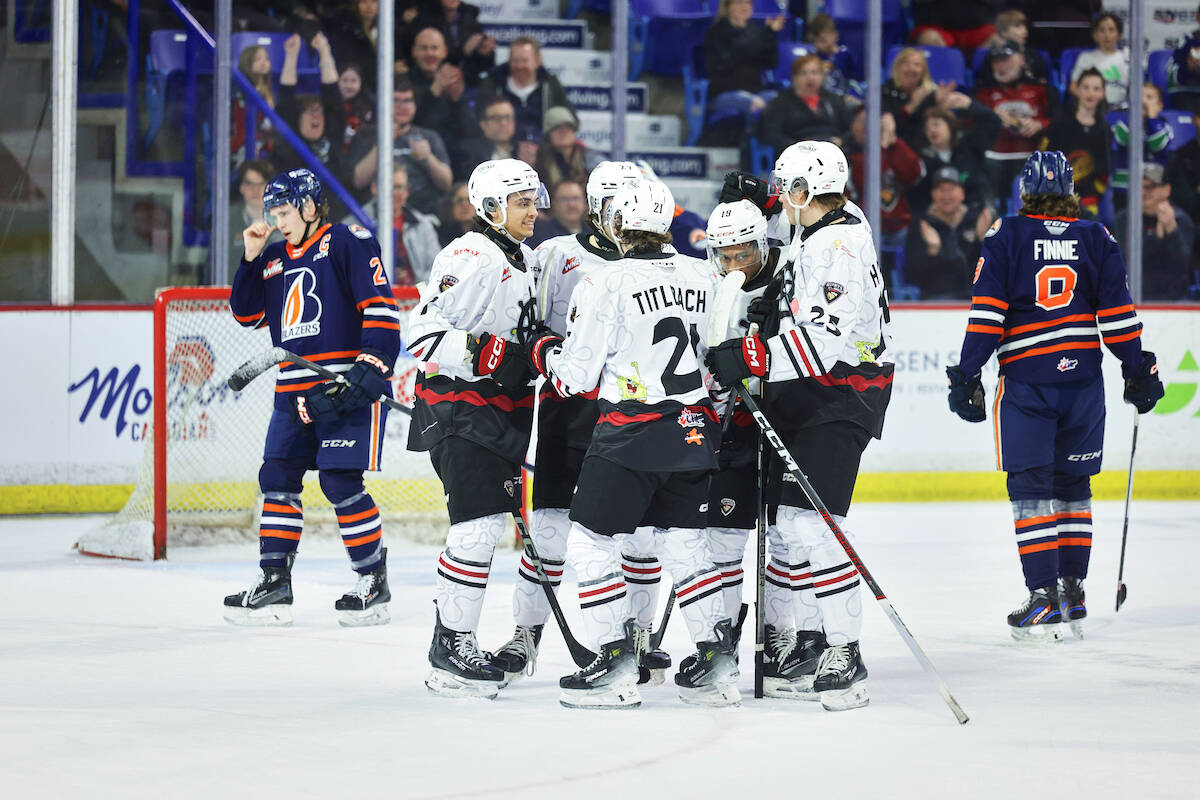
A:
[[281, 268, 323, 340]]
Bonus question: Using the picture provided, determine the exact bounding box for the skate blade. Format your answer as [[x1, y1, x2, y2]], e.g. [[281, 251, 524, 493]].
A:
[[559, 682, 642, 709], [425, 669, 501, 700], [223, 604, 292, 627], [763, 675, 819, 701], [1066, 619, 1085, 640], [497, 670, 528, 690], [337, 604, 390, 628], [637, 667, 665, 687], [819, 681, 869, 712], [1009, 622, 1064, 644], [678, 681, 742, 707]]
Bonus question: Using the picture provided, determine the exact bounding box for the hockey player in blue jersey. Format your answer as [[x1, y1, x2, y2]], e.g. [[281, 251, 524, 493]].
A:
[[224, 168, 402, 627], [946, 151, 1164, 642]]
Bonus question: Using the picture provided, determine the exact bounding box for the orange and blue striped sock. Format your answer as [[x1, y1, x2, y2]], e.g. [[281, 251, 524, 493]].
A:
[[259, 492, 303, 569]]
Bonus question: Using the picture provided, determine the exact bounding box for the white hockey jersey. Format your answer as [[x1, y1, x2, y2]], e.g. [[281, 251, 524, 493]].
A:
[[535, 232, 620, 333]]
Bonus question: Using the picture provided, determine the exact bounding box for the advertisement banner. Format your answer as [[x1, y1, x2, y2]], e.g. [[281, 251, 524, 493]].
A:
[[564, 83, 648, 113], [483, 20, 587, 49]]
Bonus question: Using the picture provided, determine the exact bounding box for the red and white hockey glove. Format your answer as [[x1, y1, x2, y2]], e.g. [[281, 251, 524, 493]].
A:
[[704, 335, 769, 390], [471, 333, 535, 388]]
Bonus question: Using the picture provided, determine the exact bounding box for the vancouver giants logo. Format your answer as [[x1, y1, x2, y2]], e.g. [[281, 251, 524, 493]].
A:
[[281, 268, 323, 340]]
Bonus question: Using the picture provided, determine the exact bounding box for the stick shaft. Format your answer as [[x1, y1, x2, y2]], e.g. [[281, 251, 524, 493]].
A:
[[1115, 414, 1140, 610], [279, 350, 412, 417]]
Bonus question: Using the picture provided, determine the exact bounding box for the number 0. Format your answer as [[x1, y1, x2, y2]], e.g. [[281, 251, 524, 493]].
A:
[[1035, 265, 1077, 310]]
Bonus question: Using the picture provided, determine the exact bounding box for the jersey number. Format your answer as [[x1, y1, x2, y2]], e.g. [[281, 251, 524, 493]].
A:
[[371, 257, 387, 287], [653, 317, 702, 394], [1035, 265, 1077, 310]]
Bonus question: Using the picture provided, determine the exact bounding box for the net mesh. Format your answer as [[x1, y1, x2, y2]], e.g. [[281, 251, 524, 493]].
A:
[[76, 288, 447, 559]]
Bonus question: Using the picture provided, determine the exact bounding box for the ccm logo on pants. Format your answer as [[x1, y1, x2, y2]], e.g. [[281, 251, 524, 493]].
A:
[[322, 439, 358, 448], [1066, 450, 1101, 462]]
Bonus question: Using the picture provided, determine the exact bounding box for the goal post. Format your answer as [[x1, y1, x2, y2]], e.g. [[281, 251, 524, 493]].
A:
[[76, 284, 447, 560]]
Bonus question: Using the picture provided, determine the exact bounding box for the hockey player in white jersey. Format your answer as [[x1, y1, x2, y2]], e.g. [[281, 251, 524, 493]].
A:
[[404, 159, 547, 698], [517, 181, 738, 708], [706, 141, 894, 711], [491, 161, 673, 687]]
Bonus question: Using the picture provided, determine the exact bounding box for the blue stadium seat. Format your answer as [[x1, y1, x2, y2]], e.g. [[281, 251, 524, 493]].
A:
[[881, 243, 919, 300], [823, 0, 904, 81], [1163, 110, 1196, 150], [629, 0, 714, 79], [774, 41, 815, 87], [144, 30, 212, 149], [748, 137, 775, 175], [1058, 47, 1086, 93], [885, 45, 967, 88], [680, 42, 710, 146], [1148, 49, 1172, 96]]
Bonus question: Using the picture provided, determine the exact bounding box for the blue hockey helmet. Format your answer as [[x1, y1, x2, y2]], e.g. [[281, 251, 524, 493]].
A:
[[263, 168, 325, 217], [1019, 151, 1074, 197]]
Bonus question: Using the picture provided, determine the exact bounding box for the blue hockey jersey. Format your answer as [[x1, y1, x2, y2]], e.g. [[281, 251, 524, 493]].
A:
[[958, 214, 1144, 384], [231, 222, 402, 410]]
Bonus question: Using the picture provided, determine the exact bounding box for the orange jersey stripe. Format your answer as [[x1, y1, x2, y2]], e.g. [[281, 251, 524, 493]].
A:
[[356, 295, 399, 310], [337, 507, 379, 524], [1015, 514, 1058, 529], [343, 530, 381, 548], [262, 502, 299, 514], [967, 324, 1005, 334], [972, 296, 1009, 310], [1003, 313, 1096, 337], [999, 340, 1100, 365], [362, 320, 401, 330], [993, 376, 1005, 471], [234, 310, 265, 323], [1058, 537, 1093, 547], [1056, 511, 1093, 521], [1018, 541, 1059, 555], [275, 381, 323, 393], [1097, 304, 1135, 317], [1103, 330, 1141, 344], [259, 528, 302, 541]]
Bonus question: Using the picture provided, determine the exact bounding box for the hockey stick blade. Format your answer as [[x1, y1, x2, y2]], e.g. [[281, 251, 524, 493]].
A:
[[227, 347, 290, 391], [707, 270, 746, 347], [650, 590, 675, 651]]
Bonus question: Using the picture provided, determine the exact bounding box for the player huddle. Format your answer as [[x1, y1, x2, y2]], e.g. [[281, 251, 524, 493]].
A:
[[222, 144, 1163, 712]]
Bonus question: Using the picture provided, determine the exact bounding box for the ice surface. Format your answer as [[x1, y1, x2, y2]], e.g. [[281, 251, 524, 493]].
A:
[[1, 503, 1198, 798]]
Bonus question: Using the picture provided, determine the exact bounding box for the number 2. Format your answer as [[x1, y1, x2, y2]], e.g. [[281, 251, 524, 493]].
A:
[[370, 257, 387, 286], [1035, 265, 1077, 310], [653, 317, 702, 394]]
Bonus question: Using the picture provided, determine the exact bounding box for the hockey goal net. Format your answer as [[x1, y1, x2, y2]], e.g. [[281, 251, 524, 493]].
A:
[[76, 286, 448, 560]]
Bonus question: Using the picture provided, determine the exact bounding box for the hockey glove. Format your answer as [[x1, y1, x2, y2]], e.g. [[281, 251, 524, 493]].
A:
[[745, 275, 783, 336], [334, 351, 393, 413], [705, 336, 769, 390], [295, 381, 342, 425], [1123, 351, 1165, 414], [512, 297, 565, 379], [946, 365, 986, 423], [471, 334, 535, 388], [719, 170, 781, 218]]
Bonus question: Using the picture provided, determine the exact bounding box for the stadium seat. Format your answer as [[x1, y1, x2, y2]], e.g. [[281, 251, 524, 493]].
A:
[[144, 30, 213, 149], [229, 31, 319, 79], [629, 0, 714, 79], [774, 41, 815, 87], [885, 45, 967, 88], [822, 0, 904, 81], [680, 42, 710, 146], [1163, 110, 1196, 151], [880, 243, 919, 300], [1058, 47, 1086, 93], [748, 137, 775, 175]]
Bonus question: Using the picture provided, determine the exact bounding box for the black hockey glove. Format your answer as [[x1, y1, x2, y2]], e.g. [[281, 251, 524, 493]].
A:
[[334, 351, 393, 413], [946, 365, 986, 423], [705, 336, 769, 390], [470, 333, 535, 388], [295, 381, 342, 425], [512, 297, 565, 379], [719, 170, 782, 218], [1123, 351, 1165, 414], [745, 275, 783, 336]]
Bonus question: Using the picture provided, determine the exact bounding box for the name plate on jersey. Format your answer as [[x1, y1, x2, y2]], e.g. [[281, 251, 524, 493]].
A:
[[483, 20, 588, 49], [564, 84, 647, 113]]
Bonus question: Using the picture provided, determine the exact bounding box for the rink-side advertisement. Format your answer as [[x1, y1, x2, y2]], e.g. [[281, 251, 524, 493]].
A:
[[1, 306, 1197, 513]]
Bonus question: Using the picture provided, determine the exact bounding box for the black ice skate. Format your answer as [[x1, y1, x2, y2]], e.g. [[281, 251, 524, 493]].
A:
[[426, 607, 505, 699], [762, 625, 826, 701], [223, 553, 295, 626], [812, 641, 869, 711], [334, 547, 391, 627], [675, 618, 741, 707], [633, 623, 672, 686], [1007, 585, 1064, 644], [559, 622, 641, 709], [490, 624, 543, 687], [1060, 577, 1086, 639]]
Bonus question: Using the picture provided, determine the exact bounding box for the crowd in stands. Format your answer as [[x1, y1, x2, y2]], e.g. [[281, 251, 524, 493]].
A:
[[194, 0, 1200, 301]]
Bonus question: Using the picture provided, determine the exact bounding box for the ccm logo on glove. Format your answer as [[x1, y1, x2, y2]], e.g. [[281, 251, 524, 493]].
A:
[[742, 336, 768, 376]]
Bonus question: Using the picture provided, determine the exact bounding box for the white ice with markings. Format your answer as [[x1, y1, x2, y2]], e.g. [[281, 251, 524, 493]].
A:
[[1, 502, 1197, 798]]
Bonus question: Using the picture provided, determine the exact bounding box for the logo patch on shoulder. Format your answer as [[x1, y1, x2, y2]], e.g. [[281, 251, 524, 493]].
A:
[[438, 275, 458, 292], [349, 224, 373, 240], [985, 219, 1002, 237], [263, 258, 283, 279], [1102, 224, 1117, 243], [823, 282, 845, 303], [973, 257, 984, 284]]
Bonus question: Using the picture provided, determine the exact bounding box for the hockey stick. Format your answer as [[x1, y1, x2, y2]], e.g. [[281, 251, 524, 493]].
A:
[[1115, 414, 1140, 612], [707, 273, 970, 724], [227, 347, 413, 416], [650, 590, 675, 651]]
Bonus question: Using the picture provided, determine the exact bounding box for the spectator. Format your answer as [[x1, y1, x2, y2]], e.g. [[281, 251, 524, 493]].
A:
[[407, 26, 477, 164], [1167, 107, 1200, 235], [806, 13, 856, 98], [846, 108, 924, 251], [337, 63, 375, 156], [904, 166, 995, 299], [977, 9, 1049, 84], [350, 78, 454, 215], [478, 36, 574, 143], [909, 0, 1000, 51], [1040, 67, 1111, 217], [436, 181, 475, 246], [704, 0, 784, 119], [1168, 17, 1200, 112], [974, 38, 1058, 202], [347, 164, 441, 286], [277, 33, 351, 192], [533, 107, 599, 189], [1069, 12, 1129, 108], [528, 179, 586, 247], [329, 0, 380, 84], [230, 159, 282, 266], [233, 43, 276, 163], [882, 47, 973, 149], [910, 106, 998, 212], [456, 97, 538, 179], [1114, 163, 1196, 300], [759, 54, 855, 154], [1111, 83, 1173, 190], [409, 0, 497, 86]]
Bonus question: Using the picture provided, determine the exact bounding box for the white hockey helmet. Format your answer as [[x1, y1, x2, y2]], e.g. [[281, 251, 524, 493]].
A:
[[585, 160, 643, 217], [468, 158, 549, 227], [705, 200, 769, 275], [603, 181, 674, 251], [772, 140, 849, 209]]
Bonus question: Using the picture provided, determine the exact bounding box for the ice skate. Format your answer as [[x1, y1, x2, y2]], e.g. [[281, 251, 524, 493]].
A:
[[813, 641, 869, 711], [762, 626, 825, 701], [223, 553, 294, 626], [1007, 585, 1064, 644], [632, 623, 671, 686], [1060, 577, 1086, 639], [559, 623, 641, 709], [490, 624, 542, 688], [426, 608, 505, 699], [334, 548, 391, 627], [675, 619, 741, 707]]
